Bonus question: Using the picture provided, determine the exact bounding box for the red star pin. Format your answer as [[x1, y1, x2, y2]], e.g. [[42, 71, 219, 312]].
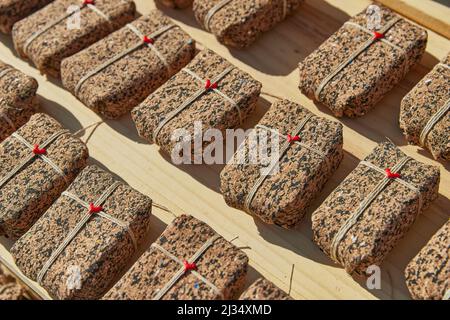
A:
[[88, 203, 103, 214], [385, 168, 401, 179], [287, 134, 300, 143], [183, 260, 197, 273], [32, 144, 47, 155]]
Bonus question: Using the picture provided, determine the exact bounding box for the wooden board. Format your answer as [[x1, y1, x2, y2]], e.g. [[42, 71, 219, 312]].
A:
[[0, 0, 449, 300]]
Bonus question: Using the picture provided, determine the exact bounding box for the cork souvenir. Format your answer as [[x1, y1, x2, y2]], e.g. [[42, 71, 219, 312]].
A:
[[132, 49, 261, 156], [10, 165, 153, 300], [312, 141, 440, 276], [0, 61, 39, 142], [220, 100, 343, 229], [61, 11, 195, 119], [0, 113, 88, 239], [0, 0, 53, 34], [0, 266, 26, 300], [104, 214, 249, 300], [405, 219, 449, 300], [400, 53, 450, 161], [298, 5, 427, 117], [239, 278, 292, 300], [12, 0, 136, 78], [193, 0, 303, 48], [157, 0, 192, 9]]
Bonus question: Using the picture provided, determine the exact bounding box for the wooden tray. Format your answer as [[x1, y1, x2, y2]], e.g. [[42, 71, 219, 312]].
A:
[[0, 0, 449, 300]]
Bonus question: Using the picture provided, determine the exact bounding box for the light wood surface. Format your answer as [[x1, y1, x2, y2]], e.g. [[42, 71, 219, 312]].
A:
[[0, 0, 449, 300]]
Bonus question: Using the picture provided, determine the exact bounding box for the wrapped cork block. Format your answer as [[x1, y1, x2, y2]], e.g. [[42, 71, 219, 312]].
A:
[[132, 49, 261, 156], [193, 0, 303, 48], [400, 53, 450, 161], [0, 0, 53, 34], [405, 220, 449, 300], [61, 11, 195, 119], [157, 0, 192, 9], [220, 100, 343, 228], [12, 0, 136, 78], [0, 113, 88, 239], [298, 5, 427, 117], [0, 61, 39, 142], [10, 165, 153, 300], [104, 214, 249, 300], [240, 278, 292, 300], [312, 141, 440, 276]]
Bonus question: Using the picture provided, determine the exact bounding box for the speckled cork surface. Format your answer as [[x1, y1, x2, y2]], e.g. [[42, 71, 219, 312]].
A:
[[104, 214, 249, 300], [0, 113, 88, 239], [405, 219, 449, 300], [193, 0, 303, 48], [0, 0, 53, 34], [10, 165, 153, 300], [298, 5, 427, 117], [61, 10, 195, 119], [220, 100, 343, 228], [400, 53, 449, 161], [312, 141, 440, 275], [12, 0, 136, 78], [0, 60, 39, 142], [0, 265, 26, 300], [132, 49, 261, 155], [157, 0, 192, 9], [239, 278, 292, 300]]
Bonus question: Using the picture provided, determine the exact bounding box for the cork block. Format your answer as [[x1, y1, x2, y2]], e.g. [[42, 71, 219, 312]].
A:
[[220, 100, 343, 228], [104, 214, 249, 300], [240, 278, 292, 300], [10, 165, 153, 300], [405, 219, 449, 300], [298, 5, 427, 117], [193, 0, 303, 48], [0, 61, 39, 142], [132, 49, 261, 156], [0, 0, 53, 34], [61, 10, 195, 119], [157, 0, 192, 9], [400, 53, 450, 161], [0, 113, 88, 239], [0, 266, 26, 300], [312, 141, 440, 275], [12, 0, 136, 78]]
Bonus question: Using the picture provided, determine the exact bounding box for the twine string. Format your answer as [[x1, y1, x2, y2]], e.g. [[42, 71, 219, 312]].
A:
[[244, 114, 329, 214], [329, 156, 422, 265], [419, 98, 450, 146], [443, 289, 450, 300], [151, 234, 222, 300], [314, 17, 401, 102], [0, 130, 68, 190], [152, 66, 237, 142], [75, 24, 176, 96], [36, 181, 137, 284], [23, 1, 112, 57]]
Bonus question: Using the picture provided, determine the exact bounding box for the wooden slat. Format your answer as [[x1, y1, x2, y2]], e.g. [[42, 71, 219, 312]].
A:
[[0, 0, 449, 300]]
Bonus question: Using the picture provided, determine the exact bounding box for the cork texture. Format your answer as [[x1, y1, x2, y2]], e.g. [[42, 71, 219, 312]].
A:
[[312, 141, 440, 275], [157, 0, 192, 9], [400, 53, 450, 161], [0, 60, 39, 142], [239, 278, 292, 300], [10, 165, 153, 300], [104, 214, 249, 300], [193, 0, 303, 48], [12, 0, 136, 78], [0, 265, 26, 300], [405, 219, 449, 300], [0, 0, 53, 34], [61, 10, 196, 119], [298, 5, 427, 117], [0, 113, 88, 239], [132, 49, 261, 156], [220, 100, 343, 228]]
